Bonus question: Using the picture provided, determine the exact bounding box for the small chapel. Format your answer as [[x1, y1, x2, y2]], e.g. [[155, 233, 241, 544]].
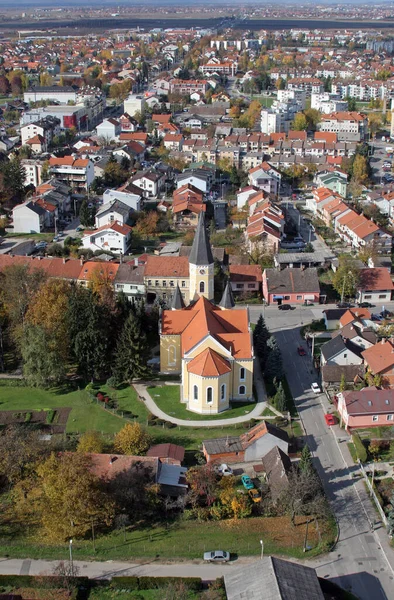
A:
[[159, 213, 254, 414]]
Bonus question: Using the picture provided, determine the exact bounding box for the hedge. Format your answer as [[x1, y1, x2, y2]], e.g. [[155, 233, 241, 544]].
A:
[[352, 431, 368, 463], [110, 576, 202, 591], [0, 575, 90, 588]]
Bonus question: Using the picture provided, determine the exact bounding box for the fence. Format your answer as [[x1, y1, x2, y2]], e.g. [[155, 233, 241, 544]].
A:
[[359, 462, 388, 528]]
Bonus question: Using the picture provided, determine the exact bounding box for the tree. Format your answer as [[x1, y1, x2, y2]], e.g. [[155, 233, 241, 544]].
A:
[[79, 198, 95, 227], [304, 108, 321, 131], [387, 491, 394, 535], [88, 263, 116, 308], [265, 336, 284, 381], [299, 444, 313, 473], [0, 427, 47, 486], [114, 422, 151, 455], [281, 466, 328, 526], [1, 158, 26, 202], [274, 381, 287, 412], [77, 431, 105, 454], [67, 286, 112, 380], [352, 154, 368, 184], [291, 112, 308, 131], [21, 324, 67, 387], [26, 279, 70, 352], [0, 75, 10, 95], [345, 96, 357, 111], [14, 452, 114, 541], [339, 373, 347, 392], [134, 211, 160, 236], [332, 256, 360, 299], [186, 464, 218, 508], [0, 264, 47, 347], [112, 311, 150, 384], [253, 314, 270, 367]]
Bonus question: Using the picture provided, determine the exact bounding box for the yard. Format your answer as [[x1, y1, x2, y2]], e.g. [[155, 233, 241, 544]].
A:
[[147, 385, 256, 421], [0, 510, 336, 562], [0, 381, 257, 450]]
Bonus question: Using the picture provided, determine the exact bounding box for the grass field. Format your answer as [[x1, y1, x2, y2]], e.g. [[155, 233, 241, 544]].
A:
[[0, 382, 255, 450], [148, 385, 256, 421], [88, 591, 200, 600], [0, 512, 335, 562], [4, 232, 54, 241]]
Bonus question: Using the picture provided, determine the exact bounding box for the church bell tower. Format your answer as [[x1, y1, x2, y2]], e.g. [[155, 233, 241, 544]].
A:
[[189, 212, 214, 301]]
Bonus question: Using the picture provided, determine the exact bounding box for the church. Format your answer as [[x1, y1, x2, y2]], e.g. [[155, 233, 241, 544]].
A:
[[159, 213, 254, 414]]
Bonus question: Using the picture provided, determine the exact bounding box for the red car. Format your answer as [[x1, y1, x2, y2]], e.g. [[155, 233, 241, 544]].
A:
[[324, 414, 336, 426], [297, 346, 306, 356]]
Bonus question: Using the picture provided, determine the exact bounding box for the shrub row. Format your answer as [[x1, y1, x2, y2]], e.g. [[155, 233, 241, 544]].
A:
[[352, 431, 368, 463], [45, 409, 55, 424], [110, 576, 202, 591], [0, 575, 90, 588], [0, 378, 27, 387]]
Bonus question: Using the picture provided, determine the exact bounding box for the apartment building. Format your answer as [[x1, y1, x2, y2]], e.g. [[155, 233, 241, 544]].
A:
[[21, 159, 43, 188], [21, 116, 61, 150], [170, 79, 209, 95], [48, 156, 94, 190], [318, 111, 367, 142]]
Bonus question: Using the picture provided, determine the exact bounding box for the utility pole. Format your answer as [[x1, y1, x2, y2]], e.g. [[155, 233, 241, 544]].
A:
[[303, 519, 310, 552], [260, 539, 264, 559], [69, 539, 73, 571]]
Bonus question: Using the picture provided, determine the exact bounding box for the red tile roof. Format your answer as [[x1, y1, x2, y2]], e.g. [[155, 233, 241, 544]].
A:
[[358, 268, 394, 292], [362, 340, 394, 374], [187, 347, 232, 377], [144, 256, 189, 277]]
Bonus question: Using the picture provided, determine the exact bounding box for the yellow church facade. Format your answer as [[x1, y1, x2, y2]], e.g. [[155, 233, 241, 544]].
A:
[[159, 213, 254, 415]]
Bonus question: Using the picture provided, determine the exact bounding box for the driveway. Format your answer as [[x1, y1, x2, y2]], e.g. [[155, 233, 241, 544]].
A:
[[248, 307, 394, 600]]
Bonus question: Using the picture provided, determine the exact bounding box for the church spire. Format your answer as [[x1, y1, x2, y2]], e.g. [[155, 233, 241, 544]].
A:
[[189, 212, 214, 266], [170, 283, 185, 310], [218, 280, 235, 309]]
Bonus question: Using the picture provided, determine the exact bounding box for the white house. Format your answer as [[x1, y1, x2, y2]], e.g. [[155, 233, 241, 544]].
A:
[[96, 118, 121, 142], [236, 185, 260, 210], [21, 159, 43, 188], [49, 157, 95, 190], [21, 116, 61, 149], [103, 189, 141, 212], [131, 171, 166, 198], [95, 199, 132, 228], [123, 94, 146, 117], [12, 201, 46, 233], [114, 262, 146, 301], [81, 222, 132, 254], [248, 162, 281, 197]]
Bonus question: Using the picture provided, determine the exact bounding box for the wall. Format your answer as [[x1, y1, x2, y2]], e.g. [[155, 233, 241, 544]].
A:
[[13, 207, 40, 234], [186, 372, 231, 414], [160, 335, 182, 373], [267, 291, 320, 305]]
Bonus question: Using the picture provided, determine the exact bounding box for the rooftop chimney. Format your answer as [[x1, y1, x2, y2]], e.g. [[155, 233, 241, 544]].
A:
[[80, 255, 84, 265]]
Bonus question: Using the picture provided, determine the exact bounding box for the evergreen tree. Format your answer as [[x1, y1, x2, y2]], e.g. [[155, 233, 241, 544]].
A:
[[67, 286, 112, 380], [112, 311, 151, 384], [339, 373, 347, 392], [21, 324, 66, 387], [299, 444, 313, 473], [274, 381, 287, 413], [264, 336, 283, 381], [253, 314, 270, 366], [79, 198, 94, 227]]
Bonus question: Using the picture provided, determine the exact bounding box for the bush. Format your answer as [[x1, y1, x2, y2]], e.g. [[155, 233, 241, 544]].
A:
[[24, 412, 32, 423], [45, 410, 55, 424], [138, 577, 202, 591], [110, 576, 139, 590], [164, 421, 176, 429], [352, 431, 368, 462], [106, 376, 118, 389], [156, 419, 165, 427]]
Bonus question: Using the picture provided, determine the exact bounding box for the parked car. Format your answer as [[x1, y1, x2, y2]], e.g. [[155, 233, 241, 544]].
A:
[[278, 304, 293, 311], [311, 383, 321, 394], [35, 241, 48, 250], [241, 474, 254, 490], [358, 302, 374, 308], [371, 314, 384, 321], [248, 488, 262, 503], [297, 346, 306, 356], [217, 463, 233, 477], [324, 413, 336, 426], [76, 226, 85, 232], [336, 302, 353, 309], [203, 550, 230, 563], [381, 309, 393, 318]]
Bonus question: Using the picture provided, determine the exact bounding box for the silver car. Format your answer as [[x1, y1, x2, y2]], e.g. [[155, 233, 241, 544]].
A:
[[203, 550, 230, 562]]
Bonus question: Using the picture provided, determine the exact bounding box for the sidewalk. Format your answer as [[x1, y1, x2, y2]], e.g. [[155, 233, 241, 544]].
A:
[[134, 360, 270, 427], [317, 390, 394, 577]]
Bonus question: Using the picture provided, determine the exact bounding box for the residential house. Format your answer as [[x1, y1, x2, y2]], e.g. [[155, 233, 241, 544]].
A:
[[337, 388, 394, 429], [336, 211, 392, 251], [103, 188, 142, 212], [113, 262, 146, 301], [20, 116, 61, 150], [261, 445, 292, 504], [80, 222, 132, 254], [95, 199, 132, 228], [21, 159, 43, 188], [202, 422, 289, 464], [224, 557, 324, 600], [320, 335, 365, 367], [130, 170, 166, 198], [78, 261, 120, 287], [262, 267, 320, 305], [318, 111, 367, 142], [248, 162, 281, 197], [229, 264, 262, 296], [146, 443, 185, 465], [172, 197, 206, 228], [356, 268, 394, 304], [96, 118, 121, 142], [177, 170, 212, 194], [49, 156, 94, 190], [362, 340, 394, 388], [145, 255, 190, 304], [313, 168, 348, 197], [236, 185, 260, 210], [12, 201, 47, 234]]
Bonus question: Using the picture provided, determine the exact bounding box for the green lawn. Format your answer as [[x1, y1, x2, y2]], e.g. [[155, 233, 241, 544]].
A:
[[0, 382, 254, 450], [147, 385, 256, 421], [4, 232, 54, 241], [0, 513, 336, 562], [88, 590, 200, 600]]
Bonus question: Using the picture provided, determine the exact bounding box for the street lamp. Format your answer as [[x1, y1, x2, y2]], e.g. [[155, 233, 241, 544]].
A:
[[260, 539, 264, 559], [69, 539, 73, 570]]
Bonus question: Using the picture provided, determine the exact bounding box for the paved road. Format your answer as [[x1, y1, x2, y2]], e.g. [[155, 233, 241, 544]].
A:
[[283, 202, 333, 257], [247, 305, 394, 600]]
